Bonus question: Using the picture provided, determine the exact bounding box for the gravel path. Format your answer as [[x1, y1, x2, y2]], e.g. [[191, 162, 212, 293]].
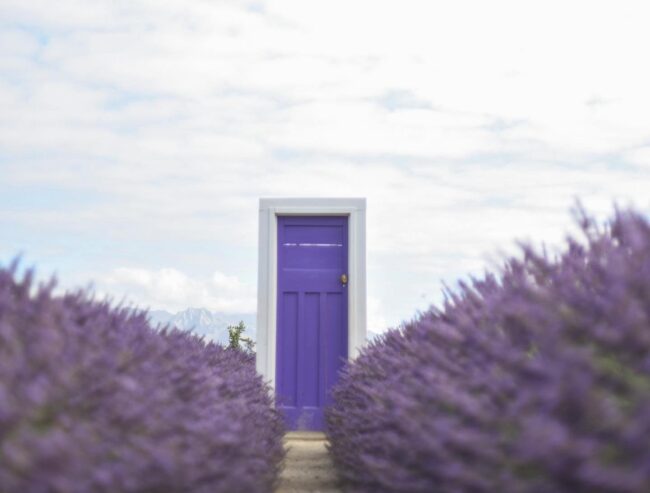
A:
[[276, 432, 342, 493]]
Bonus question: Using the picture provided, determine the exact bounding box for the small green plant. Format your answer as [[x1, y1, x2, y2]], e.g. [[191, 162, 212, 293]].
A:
[[227, 321, 255, 354]]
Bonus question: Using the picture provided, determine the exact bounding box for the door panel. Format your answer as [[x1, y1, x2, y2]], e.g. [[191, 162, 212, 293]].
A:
[[276, 216, 348, 431], [278, 292, 298, 407]]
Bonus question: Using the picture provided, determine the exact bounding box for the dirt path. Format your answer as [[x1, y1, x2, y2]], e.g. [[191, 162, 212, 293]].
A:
[[276, 432, 342, 493]]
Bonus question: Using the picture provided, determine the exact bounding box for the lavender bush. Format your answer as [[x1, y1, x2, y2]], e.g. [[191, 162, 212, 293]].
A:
[[327, 206, 650, 493], [0, 261, 284, 493]]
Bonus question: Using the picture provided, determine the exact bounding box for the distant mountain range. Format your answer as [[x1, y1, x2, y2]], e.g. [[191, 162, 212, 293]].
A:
[[147, 307, 382, 345], [148, 308, 256, 345]]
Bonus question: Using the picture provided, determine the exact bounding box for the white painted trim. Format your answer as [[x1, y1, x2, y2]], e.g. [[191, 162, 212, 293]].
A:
[[256, 197, 367, 389]]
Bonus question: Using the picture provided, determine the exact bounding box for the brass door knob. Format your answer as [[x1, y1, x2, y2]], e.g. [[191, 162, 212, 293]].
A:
[[340, 274, 348, 284]]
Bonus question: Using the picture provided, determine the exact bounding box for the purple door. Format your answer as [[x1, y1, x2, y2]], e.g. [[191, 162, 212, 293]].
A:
[[276, 216, 348, 431]]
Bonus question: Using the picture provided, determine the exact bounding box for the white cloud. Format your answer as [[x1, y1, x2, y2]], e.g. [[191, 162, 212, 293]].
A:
[[99, 267, 256, 313], [2, 0, 650, 327], [626, 146, 650, 168], [367, 296, 389, 334]]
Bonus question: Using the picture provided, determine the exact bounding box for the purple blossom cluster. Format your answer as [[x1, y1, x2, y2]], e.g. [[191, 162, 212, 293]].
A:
[[326, 207, 650, 493], [0, 261, 284, 493]]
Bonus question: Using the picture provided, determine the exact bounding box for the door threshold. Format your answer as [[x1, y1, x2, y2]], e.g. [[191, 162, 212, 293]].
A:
[[284, 431, 327, 441]]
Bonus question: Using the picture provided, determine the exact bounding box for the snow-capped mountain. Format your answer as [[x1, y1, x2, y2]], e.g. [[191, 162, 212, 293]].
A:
[[148, 308, 256, 344], [148, 307, 382, 345]]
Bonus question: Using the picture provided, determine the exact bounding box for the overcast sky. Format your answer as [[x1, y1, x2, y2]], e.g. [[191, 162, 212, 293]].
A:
[[2, 0, 650, 332]]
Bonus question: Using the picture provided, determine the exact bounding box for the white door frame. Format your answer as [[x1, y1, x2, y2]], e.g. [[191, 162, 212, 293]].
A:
[[256, 197, 367, 389]]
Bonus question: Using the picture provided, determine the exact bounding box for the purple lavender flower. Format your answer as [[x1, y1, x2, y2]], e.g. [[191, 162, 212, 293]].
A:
[[0, 260, 285, 492], [326, 206, 650, 493]]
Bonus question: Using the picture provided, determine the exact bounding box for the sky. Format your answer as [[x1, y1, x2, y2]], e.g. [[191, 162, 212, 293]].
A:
[[1, 0, 650, 333]]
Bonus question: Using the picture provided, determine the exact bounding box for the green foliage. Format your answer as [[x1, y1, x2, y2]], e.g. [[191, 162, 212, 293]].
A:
[[228, 320, 255, 354]]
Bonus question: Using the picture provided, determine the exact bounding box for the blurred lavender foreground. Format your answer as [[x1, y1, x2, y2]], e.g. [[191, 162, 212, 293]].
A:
[[0, 261, 284, 493], [327, 206, 650, 493]]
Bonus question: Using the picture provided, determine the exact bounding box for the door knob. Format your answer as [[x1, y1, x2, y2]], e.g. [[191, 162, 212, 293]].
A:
[[340, 274, 348, 284]]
